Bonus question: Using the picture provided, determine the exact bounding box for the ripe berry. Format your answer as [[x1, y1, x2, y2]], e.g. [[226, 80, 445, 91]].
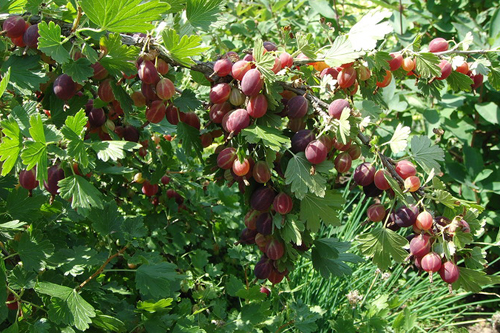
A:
[[247, 94, 268, 118], [388, 53, 403, 71], [232, 158, 251, 177], [415, 211, 433, 230], [142, 181, 159, 197], [429, 38, 448, 53], [253, 161, 272, 184], [217, 147, 237, 170], [3, 16, 26, 38], [273, 192, 293, 215], [439, 261, 459, 284], [328, 99, 350, 120], [337, 67, 357, 88], [374, 169, 391, 191], [409, 234, 431, 258], [250, 186, 276, 212], [213, 58, 233, 77], [334, 152, 352, 173], [376, 70, 392, 88], [404, 176, 421, 192], [367, 204, 386, 222], [353, 163, 375, 186], [305, 140, 328, 164], [53, 74, 77, 100], [421, 252, 442, 273], [209, 83, 231, 104], [19, 168, 39, 190], [437, 60, 452, 80], [241, 69, 264, 96], [395, 160, 416, 179]]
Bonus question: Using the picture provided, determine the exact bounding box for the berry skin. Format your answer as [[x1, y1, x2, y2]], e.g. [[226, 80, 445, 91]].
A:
[[367, 204, 386, 222], [429, 38, 448, 53], [415, 211, 433, 230], [421, 252, 442, 273], [404, 176, 421, 192], [395, 160, 416, 179], [439, 261, 460, 284], [374, 169, 391, 191]]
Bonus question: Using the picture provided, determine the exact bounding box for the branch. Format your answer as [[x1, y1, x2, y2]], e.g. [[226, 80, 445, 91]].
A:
[[77, 246, 128, 291]]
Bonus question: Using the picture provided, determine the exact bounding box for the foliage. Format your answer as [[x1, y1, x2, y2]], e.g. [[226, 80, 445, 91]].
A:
[[0, 0, 499, 332]]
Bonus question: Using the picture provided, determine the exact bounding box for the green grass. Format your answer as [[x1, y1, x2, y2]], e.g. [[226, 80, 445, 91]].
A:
[[288, 186, 500, 332]]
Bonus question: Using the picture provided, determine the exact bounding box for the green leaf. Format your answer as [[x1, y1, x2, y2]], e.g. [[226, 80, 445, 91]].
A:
[[300, 190, 344, 232], [8, 265, 37, 290], [312, 238, 361, 278], [91, 140, 141, 162], [20, 115, 48, 182], [347, 10, 393, 51], [135, 262, 183, 299], [295, 32, 316, 59], [36, 282, 96, 331], [0, 261, 7, 322], [241, 125, 290, 152], [121, 216, 148, 240], [0, 67, 10, 98], [285, 153, 327, 200], [161, 29, 209, 66], [16, 230, 54, 272], [186, 0, 222, 31], [429, 189, 458, 209], [1, 55, 48, 95], [110, 84, 135, 116], [62, 110, 88, 167], [0, 220, 26, 231], [99, 33, 140, 77], [136, 299, 173, 313], [487, 67, 500, 90], [51, 246, 100, 277], [0, 117, 22, 176], [365, 51, 391, 71], [235, 285, 267, 301], [0, 0, 26, 13], [357, 228, 408, 270], [38, 21, 71, 64], [323, 35, 363, 67], [334, 107, 351, 144], [453, 267, 500, 293], [21, 141, 47, 180], [410, 136, 444, 174], [253, 38, 276, 82], [65, 109, 87, 137], [80, 0, 170, 33], [173, 89, 202, 112], [91, 312, 126, 333], [415, 52, 441, 78], [308, 0, 336, 19], [58, 175, 104, 210], [446, 70, 473, 92], [464, 247, 487, 270], [281, 215, 304, 246], [6, 188, 46, 222], [88, 201, 123, 236], [177, 122, 203, 160], [62, 58, 94, 84], [475, 102, 500, 125]]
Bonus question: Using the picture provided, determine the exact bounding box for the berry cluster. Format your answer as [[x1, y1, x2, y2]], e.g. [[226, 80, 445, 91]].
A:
[[357, 158, 467, 285], [207, 42, 366, 285]]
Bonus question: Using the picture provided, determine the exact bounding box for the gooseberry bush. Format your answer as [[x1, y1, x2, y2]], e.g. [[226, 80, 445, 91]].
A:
[[0, 0, 500, 331]]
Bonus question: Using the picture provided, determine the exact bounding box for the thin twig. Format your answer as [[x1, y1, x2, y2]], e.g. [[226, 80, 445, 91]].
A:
[[77, 246, 128, 291]]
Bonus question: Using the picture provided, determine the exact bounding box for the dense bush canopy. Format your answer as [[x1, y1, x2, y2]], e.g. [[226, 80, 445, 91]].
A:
[[0, 0, 500, 332]]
